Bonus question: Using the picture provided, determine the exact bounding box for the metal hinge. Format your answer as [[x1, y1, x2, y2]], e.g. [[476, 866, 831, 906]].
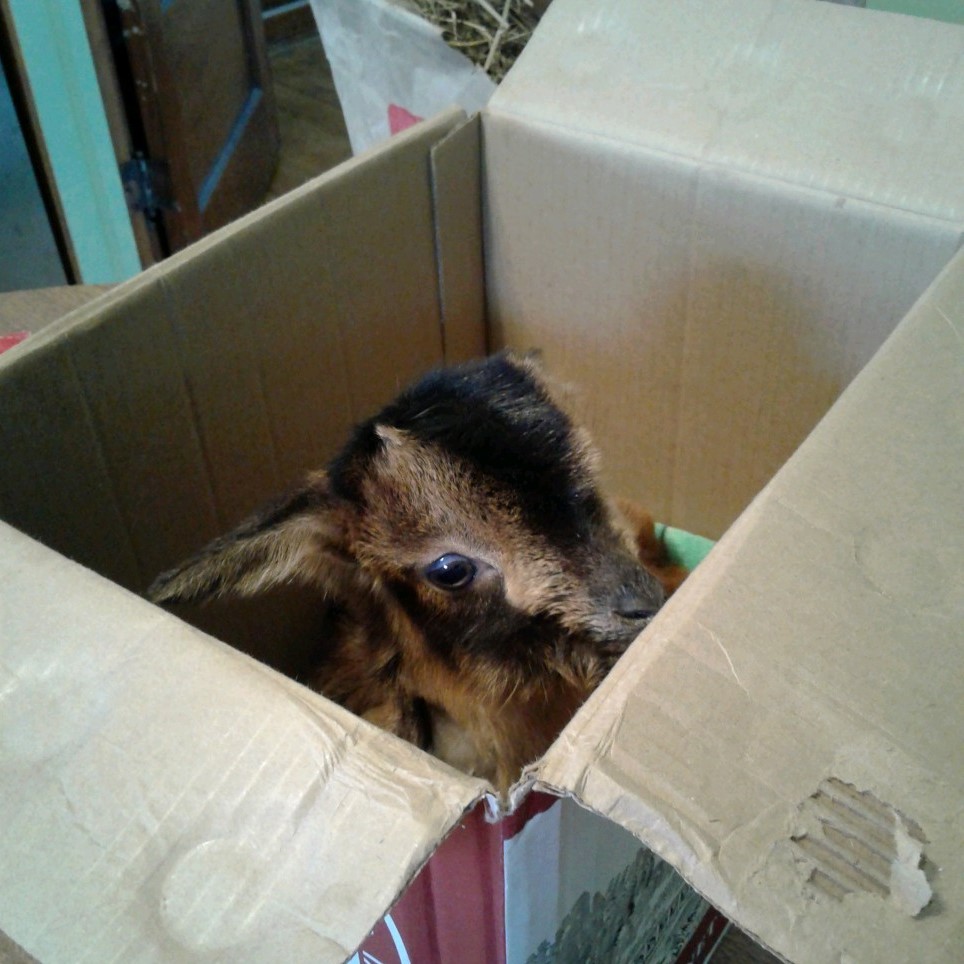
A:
[[120, 154, 174, 218]]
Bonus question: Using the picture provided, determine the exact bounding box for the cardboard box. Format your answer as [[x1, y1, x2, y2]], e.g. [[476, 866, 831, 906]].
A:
[[1, 1, 961, 961]]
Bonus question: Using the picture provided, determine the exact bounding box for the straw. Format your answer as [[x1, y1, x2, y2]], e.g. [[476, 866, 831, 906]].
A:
[[408, 0, 542, 82]]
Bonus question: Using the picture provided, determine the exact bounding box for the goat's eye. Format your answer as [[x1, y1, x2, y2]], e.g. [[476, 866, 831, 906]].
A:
[[424, 554, 477, 590]]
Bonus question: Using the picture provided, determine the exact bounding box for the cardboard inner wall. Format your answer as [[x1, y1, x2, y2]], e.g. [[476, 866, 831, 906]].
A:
[[483, 110, 961, 539], [0, 109, 479, 673], [484, 0, 964, 539], [430, 115, 489, 363]]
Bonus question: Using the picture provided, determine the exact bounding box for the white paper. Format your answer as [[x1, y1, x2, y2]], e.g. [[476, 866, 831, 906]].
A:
[[310, 0, 496, 154]]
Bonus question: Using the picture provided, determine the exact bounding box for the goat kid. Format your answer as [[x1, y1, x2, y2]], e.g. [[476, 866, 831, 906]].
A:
[[148, 353, 684, 790]]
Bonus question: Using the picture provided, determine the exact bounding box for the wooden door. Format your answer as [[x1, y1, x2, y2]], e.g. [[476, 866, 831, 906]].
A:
[[105, 0, 279, 253]]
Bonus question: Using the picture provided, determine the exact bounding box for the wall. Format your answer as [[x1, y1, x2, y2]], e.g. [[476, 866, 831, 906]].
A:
[[0, 57, 66, 291]]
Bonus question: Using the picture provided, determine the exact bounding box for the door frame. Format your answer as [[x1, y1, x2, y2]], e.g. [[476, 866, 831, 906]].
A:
[[108, 0, 279, 253], [1, 0, 142, 284]]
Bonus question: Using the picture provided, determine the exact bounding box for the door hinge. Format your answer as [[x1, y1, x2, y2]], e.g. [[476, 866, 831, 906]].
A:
[[120, 154, 174, 218]]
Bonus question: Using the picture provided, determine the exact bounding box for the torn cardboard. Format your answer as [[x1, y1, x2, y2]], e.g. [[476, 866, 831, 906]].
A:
[[0, 519, 485, 962], [1, 1, 962, 962], [790, 778, 931, 916]]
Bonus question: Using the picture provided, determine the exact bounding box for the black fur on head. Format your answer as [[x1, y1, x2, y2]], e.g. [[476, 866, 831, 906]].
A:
[[330, 352, 604, 542]]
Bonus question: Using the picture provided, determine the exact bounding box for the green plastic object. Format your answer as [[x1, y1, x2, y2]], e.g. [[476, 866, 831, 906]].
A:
[[654, 524, 716, 572]]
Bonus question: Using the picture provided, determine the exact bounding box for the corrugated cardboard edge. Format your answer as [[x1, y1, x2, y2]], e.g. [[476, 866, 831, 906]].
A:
[[0, 106, 470, 369], [531, 248, 964, 963], [430, 113, 489, 363]]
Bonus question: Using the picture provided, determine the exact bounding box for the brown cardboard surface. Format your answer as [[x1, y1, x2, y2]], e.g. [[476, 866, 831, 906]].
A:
[[485, 0, 964, 539], [497, 0, 964, 223], [430, 115, 489, 363], [0, 522, 485, 962], [534, 247, 964, 961]]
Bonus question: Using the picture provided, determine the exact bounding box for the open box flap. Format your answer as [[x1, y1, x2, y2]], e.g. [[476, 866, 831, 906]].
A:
[[533, 247, 964, 962], [484, 0, 964, 542], [494, 0, 964, 224], [0, 521, 487, 962]]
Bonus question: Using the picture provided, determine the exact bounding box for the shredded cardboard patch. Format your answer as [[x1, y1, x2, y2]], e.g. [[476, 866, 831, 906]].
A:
[[791, 779, 932, 917]]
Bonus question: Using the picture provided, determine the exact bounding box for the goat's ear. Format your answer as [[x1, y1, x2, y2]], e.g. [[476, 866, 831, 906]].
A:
[[146, 472, 357, 606], [614, 497, 690, 598]]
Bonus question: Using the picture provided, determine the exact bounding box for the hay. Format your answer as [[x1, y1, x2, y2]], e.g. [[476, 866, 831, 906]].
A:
[[407, 0, 543, 83]]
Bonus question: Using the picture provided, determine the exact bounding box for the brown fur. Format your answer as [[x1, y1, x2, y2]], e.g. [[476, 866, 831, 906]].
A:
[[616, 498, 690, 598], [148, 354, 688, 791]]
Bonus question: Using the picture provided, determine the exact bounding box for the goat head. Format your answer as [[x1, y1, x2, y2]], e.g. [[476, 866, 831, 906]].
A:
[[148, 353, 682, 789]]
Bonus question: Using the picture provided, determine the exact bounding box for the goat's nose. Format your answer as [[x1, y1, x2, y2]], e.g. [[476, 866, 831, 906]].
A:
[[612, 585, 660, 622]]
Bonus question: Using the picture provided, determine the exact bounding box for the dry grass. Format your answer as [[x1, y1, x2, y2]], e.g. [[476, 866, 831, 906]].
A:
[[407, 0, 543, 82]]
